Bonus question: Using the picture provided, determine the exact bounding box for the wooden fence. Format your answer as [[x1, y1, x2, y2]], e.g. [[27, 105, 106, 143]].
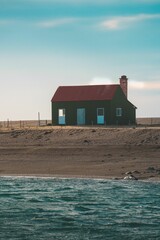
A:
[[0, 120, 52, 129], [136, 118, 160, 126]]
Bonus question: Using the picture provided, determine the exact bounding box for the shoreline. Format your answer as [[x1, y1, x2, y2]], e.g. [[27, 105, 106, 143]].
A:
[[1, 174, 160, 182]]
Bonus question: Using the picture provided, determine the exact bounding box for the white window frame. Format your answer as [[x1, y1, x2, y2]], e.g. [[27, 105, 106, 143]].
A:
[[97, 108, 104, 116], [116, 108, 122, 117]]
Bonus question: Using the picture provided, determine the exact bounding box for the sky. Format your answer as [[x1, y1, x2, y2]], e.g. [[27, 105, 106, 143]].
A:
[[0, 0, 160, 121]]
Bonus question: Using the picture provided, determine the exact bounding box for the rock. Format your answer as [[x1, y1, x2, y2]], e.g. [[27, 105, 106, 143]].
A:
[[112, 177, 119, 180], [156, 169, 160, 175], [91, 129, 96, 133], [83, 139, 90, 144], [107, 154, 112, 157], [124, 174, 138, 180], [125, 171, 132, 175], [132, 170, 140, 174], [44, 131, 52, 135], [125, 170, 140, 175], [146, 167, 156, 172]]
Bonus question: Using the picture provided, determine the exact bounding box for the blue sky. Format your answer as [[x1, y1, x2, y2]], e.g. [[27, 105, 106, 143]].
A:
[[0, 0, 160, 120]]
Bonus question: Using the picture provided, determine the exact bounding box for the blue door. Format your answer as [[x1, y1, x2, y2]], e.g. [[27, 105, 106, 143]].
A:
[[77, 108, 85, 125], [58, 109, 66, 125], [97, 108, 104, 124]]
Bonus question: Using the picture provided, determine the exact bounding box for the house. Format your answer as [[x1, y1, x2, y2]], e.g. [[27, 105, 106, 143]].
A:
[[51, 75, 136, 125]]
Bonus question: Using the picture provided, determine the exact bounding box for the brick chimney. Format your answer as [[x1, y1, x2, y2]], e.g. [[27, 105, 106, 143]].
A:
[[119, 75, 128, 98]]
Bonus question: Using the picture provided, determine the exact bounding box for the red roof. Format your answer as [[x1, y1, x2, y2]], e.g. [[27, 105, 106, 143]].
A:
[[51, 84, 119, 102]]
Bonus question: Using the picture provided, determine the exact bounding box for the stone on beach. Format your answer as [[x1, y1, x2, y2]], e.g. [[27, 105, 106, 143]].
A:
[[124, 174, 138, 180]]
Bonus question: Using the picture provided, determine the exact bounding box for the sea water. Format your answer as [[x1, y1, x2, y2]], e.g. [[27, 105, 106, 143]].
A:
[[0, 177, 160, 240]]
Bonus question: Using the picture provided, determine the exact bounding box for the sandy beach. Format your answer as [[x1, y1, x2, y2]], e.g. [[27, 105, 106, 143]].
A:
[[0, 126, 160, 180]]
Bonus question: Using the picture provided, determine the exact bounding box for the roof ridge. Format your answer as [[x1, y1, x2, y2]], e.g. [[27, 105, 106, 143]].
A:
[[58, 84, 119, 87]]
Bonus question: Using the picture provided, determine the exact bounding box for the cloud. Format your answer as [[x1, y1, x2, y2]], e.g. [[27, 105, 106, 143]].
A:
[[0, 20, 16, 26], [0, 17, 77, 28], [129, 80, 145, 89], [18, 0, 160, 4], [2, 13, 160, 30], [130, 80, 160, 90], [89, 78, 160, 90], [36, 18, 77, 28], [101, 14, 160, 30], [89, 77, 113, 85]]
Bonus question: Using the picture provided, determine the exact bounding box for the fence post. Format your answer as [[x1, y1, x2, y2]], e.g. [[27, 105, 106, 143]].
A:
[[38, 112, 40, 127], [7, 119, 9, 128]]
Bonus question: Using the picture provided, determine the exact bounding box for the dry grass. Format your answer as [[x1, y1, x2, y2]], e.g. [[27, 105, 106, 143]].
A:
[[0, 120, 52, 130]]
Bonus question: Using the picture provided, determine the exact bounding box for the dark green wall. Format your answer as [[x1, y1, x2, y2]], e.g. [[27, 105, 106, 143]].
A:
[[110, 87, 136, 125], [52, 87, 136, 125], [52, 100, 111, 125]]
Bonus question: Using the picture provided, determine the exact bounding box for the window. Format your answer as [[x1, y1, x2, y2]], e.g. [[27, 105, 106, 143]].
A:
[[97, 108, 104, 116], [59, 109, 65, 117], [116, 108, 122, 117]]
